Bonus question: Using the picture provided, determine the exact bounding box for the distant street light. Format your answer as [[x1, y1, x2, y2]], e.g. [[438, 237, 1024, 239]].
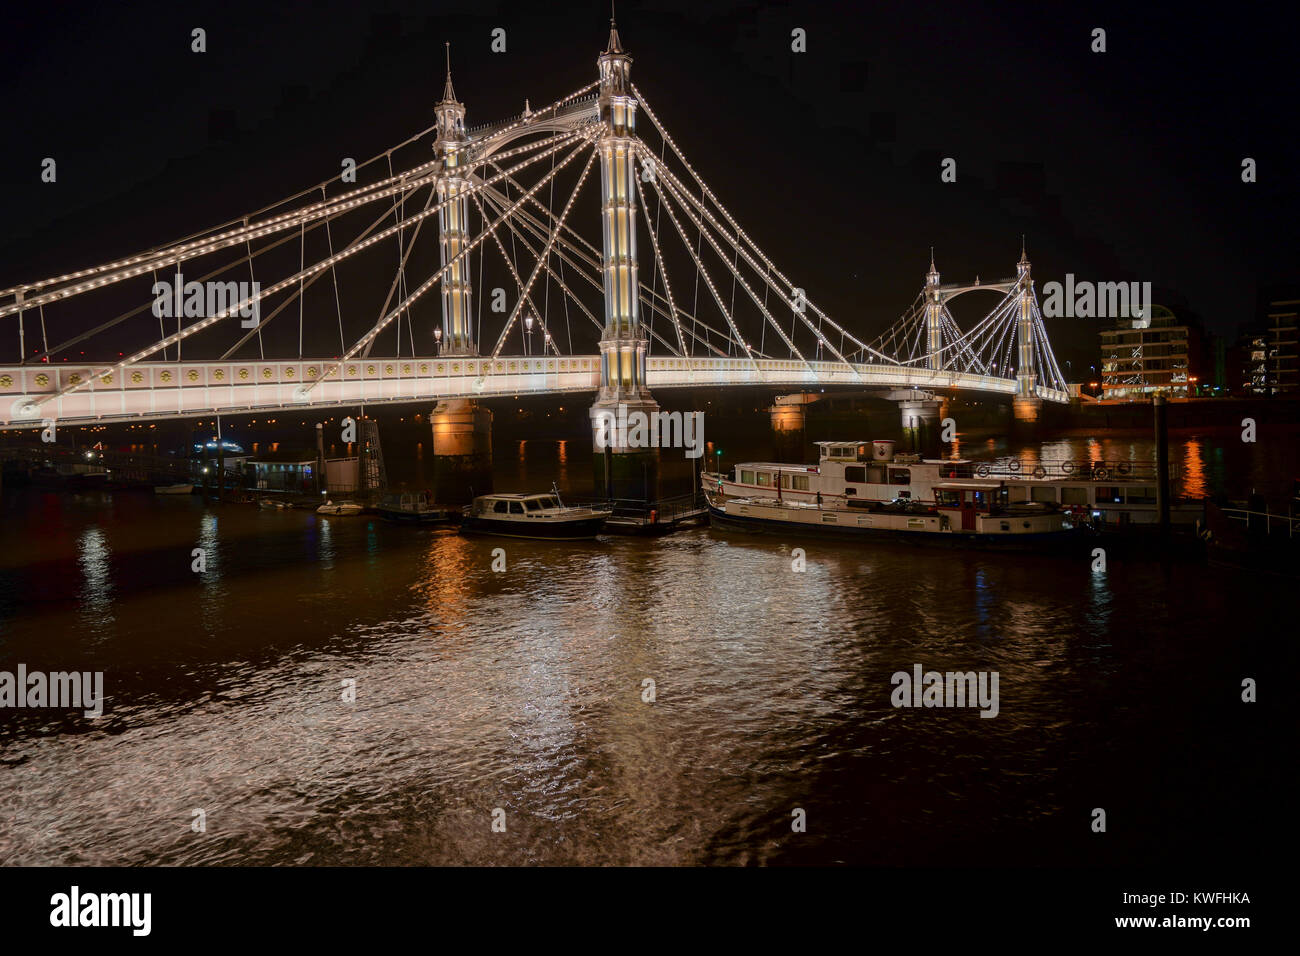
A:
[[434, 327, 443, 356]]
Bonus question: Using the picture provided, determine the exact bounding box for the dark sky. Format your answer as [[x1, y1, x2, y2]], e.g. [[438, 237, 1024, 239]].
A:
[[1, 0, 1296, 373]]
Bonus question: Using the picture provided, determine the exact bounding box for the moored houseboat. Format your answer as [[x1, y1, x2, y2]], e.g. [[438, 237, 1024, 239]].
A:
[[706, 483, 1084, 551], [460, 493, 611, 540], [703, 439, 1203, 531]]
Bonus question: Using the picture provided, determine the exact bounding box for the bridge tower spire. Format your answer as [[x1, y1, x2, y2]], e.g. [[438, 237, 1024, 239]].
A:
[[1012, 239, 1043, 427], [430, 43, 493, 505], [925, 249, 943, 371], [433, 43, 474, 357], [590, 18, 659, 501]]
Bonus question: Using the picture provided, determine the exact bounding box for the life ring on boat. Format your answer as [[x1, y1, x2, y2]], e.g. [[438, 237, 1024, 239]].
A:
[[1117, 462, 1131, 476], [1032, 465, 1047, 478], [1092, 467, 1109, 480], [1007, 460, 1022, 473], [1061, 460, 1076, 474], [975, 463, 991, 478]]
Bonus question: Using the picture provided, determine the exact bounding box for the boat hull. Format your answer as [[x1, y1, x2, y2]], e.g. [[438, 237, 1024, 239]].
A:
[[377, 508, 458, 525], [459, 514, 607, 540], [706, 501, 1084, 552]]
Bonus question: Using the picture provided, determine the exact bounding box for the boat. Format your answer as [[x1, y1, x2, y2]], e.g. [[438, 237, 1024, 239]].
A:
[[317, 500, 364, 516], [376, 491, 457, 525], [703, 439, 1204, 531], [706, 486, 1086, 551], [460, 492, 611, 540], [154, 483, 193, 495]]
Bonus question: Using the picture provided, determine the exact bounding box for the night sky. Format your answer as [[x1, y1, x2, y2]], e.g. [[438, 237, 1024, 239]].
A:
[[1, 0, 1296, 373]]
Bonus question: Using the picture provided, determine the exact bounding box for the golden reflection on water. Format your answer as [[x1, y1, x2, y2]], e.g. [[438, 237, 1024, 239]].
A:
[[1182, 439, 1207, 498]]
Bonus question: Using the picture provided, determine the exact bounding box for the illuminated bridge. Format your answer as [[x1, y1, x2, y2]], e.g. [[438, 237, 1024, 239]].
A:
[[0, 21, 1070, 496]]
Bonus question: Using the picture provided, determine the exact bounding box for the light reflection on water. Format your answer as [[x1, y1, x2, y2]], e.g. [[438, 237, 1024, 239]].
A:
[[0, 431, 1289, 866]]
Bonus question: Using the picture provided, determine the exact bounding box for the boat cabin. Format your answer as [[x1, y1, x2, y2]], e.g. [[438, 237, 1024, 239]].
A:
[[472, 493, 564, 517], [934, 480, 1009, 530]]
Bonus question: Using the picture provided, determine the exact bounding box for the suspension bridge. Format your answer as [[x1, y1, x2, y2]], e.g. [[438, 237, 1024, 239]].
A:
[[0, 21, 1070, 497]]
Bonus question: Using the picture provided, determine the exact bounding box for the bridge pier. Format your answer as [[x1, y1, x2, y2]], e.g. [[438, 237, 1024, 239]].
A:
[[591, 399, 659, 502], [899, 397, 943, 457], [1011, 395, 1044, 438], [431, 399, 492, 505], [770, 394, 813, 462]]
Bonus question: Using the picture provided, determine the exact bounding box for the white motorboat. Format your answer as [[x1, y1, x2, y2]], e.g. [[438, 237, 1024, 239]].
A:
[[460, 492, 610, 539], [316, 500, 364, 516]]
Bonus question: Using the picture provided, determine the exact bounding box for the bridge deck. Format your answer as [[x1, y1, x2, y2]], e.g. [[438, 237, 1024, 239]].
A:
[[0, 356, 1067, 429]]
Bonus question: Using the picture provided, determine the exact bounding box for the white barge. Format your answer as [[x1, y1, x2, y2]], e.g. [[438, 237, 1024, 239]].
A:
[[703, 440, 1202, 530], [706, 486, 1082, 550]]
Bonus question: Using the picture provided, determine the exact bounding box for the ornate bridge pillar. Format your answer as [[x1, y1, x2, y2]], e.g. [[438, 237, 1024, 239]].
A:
[[430, 52, 491, 504], [589, 20, 659, 501], [925, 252, 943, 371], [1013, 243, 1043, 427]]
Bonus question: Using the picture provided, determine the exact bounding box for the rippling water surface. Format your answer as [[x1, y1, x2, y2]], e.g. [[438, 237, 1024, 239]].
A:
[[0, 432, 1289, 865]]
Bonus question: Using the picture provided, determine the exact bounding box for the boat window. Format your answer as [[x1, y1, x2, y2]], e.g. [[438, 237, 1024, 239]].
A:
[[525, 499, 542, 511], [791, 475, 809, 491], [1031, 486, 1056, 503], [936, 490, 962, 507], [509, 502, 525, 514], [756, 473, 772, 487], [1127, 486, 1157, 504], [1061, 486, 1089, 505], [845, 465, 865, 483], [889, 468, 910, 485], [972, 491, 988, 508], [1000, 521, 1011, 531], [779, 474, 790, 489], [493, 501, 509, 514], [1096, 487, 1124, 504], [845, 487, 856, 496], [740, 470, 754, 484]]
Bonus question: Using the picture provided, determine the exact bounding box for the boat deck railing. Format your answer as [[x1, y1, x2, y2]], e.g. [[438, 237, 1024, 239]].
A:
[[967, 459, 1177, 482], [566, 491, 706, 525], [1217, 506, 1300, 539]]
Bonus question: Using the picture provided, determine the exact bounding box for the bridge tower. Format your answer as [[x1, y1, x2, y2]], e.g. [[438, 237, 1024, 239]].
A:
[[925, 250, 943, 371], [1012, 241, 1043, 426], [430, 47, 492, 504], [589, 20, 659, 501]]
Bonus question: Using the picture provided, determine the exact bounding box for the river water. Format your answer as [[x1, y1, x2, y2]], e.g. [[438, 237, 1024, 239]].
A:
[[0, 428, 1291, 865]]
